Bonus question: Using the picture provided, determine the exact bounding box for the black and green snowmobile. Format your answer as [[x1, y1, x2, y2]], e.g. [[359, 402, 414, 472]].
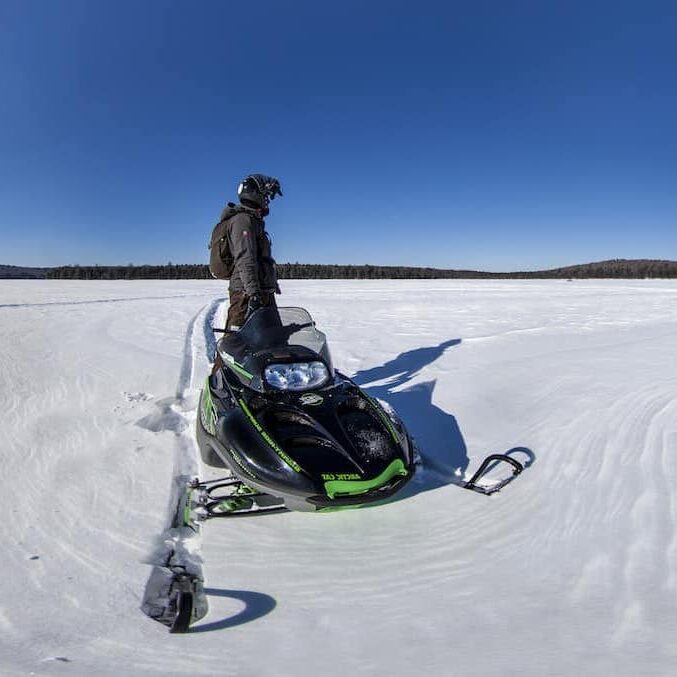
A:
[[155, 306, 523, 633], [192, 306, 416, 519]]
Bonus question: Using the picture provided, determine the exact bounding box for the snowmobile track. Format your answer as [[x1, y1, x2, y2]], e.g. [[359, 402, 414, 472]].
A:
[[0, 293, 208, 310], [140, 296, 226, 631], [175, 303, 203, 401]]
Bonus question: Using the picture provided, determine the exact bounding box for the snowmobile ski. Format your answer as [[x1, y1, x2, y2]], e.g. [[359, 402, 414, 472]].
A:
[[141, 472, 209, 633], [463, 453, 524, 495], [168, 570, 199, 633], [141, 562, 206, 633]]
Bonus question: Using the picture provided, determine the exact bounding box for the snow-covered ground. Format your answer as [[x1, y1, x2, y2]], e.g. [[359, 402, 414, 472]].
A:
[[2, 279, 677, 676]]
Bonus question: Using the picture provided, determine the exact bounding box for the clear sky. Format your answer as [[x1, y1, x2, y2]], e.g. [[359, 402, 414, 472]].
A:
[[1, 0, 676, 271]]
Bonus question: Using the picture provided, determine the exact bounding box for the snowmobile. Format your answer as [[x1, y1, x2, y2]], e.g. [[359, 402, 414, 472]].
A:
[[192, 306, 417, 519], [157, 306, 524, 633]]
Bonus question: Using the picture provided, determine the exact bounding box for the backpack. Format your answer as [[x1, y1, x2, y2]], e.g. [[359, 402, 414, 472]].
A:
[[208, 203, 247, 279]]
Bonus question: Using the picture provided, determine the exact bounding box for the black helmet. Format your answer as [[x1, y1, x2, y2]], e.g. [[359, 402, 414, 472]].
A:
[[237, 174, 283, 209]]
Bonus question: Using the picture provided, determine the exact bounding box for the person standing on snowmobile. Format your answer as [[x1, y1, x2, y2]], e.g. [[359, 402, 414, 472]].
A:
[[210, 174, 283, 330]]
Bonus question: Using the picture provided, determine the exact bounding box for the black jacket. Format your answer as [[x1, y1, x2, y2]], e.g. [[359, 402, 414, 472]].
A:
[[225, 207, 278, 296]]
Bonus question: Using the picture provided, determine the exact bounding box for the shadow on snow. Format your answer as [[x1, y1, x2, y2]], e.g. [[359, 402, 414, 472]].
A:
[[351, 338, 534, 500], [190, 588, 277, 633]]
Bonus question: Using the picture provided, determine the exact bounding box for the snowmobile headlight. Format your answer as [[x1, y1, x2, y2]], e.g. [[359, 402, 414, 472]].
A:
[[264, 361, 329, 391]]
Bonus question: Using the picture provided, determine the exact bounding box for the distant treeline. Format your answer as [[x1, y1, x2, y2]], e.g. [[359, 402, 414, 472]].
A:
[[41, 259, 677, 280], [0, 264, 49, 279], [544, 259, 677, 279], [45, 263, 489, 280]]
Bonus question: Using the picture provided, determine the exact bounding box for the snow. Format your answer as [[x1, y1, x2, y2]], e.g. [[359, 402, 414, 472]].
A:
[[2, 279, 677, 676]]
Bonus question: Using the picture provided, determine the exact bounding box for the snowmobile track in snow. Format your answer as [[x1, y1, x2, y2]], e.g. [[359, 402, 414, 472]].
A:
[[175, 303, 203, 401], [0, 292, 208, 310], [176, 296, 226, 400], [140, 296, 226, 630]]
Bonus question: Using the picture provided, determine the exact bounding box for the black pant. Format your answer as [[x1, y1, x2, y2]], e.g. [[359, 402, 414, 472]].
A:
[[225, 290, 276, 330]]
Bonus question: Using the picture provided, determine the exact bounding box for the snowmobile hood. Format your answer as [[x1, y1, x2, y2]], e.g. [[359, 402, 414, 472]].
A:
[[241, 380, 414, 487]]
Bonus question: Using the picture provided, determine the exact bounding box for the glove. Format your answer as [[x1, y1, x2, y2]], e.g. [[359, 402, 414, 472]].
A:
[[247, 293, 263, 316]]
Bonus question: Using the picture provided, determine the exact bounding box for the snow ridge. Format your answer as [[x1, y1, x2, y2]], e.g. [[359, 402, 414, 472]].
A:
[[0, 293, 207, 310], [141, 297, 226, 626]]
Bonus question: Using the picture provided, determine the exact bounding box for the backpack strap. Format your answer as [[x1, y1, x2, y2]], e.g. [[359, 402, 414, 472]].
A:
[[208, 203, 250, 249]]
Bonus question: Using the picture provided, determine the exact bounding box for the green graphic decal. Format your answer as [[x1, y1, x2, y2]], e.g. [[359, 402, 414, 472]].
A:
[[221, 352, 254, 381], [321, 472, 361, 481], [239, 399, 302, 473], [324, 458, 407, 499], [230, 448, 257, 479], [200, 380, 217, 435], [183, 487, 194, 527]]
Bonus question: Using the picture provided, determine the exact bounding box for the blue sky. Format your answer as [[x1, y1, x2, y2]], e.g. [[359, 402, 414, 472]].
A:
[[1, 0, 676, 271]]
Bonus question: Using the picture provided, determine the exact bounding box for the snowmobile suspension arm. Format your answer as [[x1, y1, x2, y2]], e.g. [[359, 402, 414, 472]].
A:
[[188, 477, 289, 519]]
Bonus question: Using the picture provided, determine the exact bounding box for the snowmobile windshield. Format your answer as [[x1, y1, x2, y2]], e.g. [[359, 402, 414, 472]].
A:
[[237, 306, 330, 359]]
